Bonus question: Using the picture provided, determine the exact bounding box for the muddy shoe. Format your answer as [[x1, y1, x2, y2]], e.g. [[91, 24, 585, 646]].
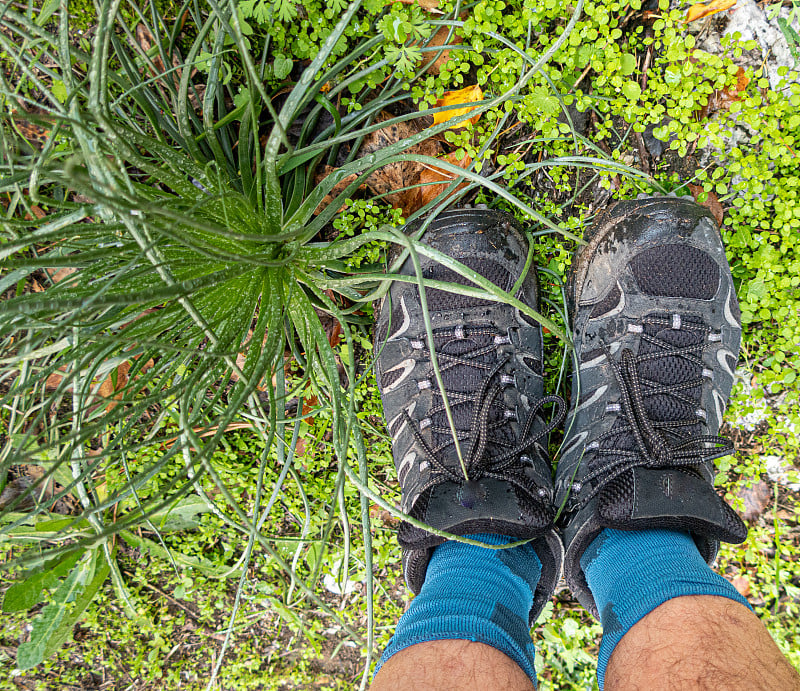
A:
[[556, 196, 748, 617], [375, 208, 565, 622]]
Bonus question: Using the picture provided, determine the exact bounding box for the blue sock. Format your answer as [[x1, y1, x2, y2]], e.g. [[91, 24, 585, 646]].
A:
[[581, 528, 752, 689], [376, 534, 542, 683]]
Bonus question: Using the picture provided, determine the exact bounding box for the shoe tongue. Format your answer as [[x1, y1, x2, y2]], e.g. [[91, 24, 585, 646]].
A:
[[596, 467, 747, 544]]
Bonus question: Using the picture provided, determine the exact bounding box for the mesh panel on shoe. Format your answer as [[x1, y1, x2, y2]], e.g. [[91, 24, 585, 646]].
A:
[[589, 283, 622, 318], [630, 245, 719, 299], [595, 472, 635, 521], [422, 259, 511, 310], [523, 355, 542, 375]]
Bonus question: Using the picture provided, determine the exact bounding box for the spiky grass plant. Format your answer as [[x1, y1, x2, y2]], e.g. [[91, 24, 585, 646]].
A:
[[0, 0, 646, 681]]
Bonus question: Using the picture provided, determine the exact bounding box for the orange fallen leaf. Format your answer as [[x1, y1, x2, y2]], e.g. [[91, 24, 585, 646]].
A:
[[24, 205, 45, 221], [45, 267, 77, 284], [417, 24, 463, 75], [431, 85, 484, 129], [730, 574, 751, 597], [696, 65, 749, 119], [684, 0, 736, 23], [98, 361, 131, 412], [398, 0, 443, 13], [688, 184, 724, 226], [416, 152, 472, 209]]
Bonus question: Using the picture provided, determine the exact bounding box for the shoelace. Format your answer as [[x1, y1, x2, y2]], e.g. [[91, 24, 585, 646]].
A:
[[569, 316, 734, 511], [401, 328, 566, 497]]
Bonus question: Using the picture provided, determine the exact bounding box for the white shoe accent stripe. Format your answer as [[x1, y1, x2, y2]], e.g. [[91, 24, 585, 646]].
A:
[[575, 385, 608, 413], [388, 294, 412, 341], [724, 286, 740, 328], [387, 401, 417, 434], [717, 348, 737, 378], [579, 342, 621, 371], [712, 389, 727, 429], [383, 358, 416, 393], [398, 451, 417, 485], [594, 281, 626, 319], [560, 430, 588, 457]]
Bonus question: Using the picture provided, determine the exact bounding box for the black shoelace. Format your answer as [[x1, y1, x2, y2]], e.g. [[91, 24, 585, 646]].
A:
[[401, 328, 566, 497], [568, 315, 734, 511]]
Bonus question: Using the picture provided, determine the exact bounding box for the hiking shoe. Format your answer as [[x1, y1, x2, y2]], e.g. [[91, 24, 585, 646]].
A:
[[556, 196, 748, 617], [375, 208, 566, 622]]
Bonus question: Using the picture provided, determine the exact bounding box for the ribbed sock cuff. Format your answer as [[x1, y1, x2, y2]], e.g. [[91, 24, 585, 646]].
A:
[[581, 528, 751, 689], [376, 534, 542, 683]]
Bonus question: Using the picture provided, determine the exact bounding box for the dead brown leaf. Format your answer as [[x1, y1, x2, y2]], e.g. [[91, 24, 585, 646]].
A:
[[24, 205, 45, 221], [12, 115, 50, 150], [415, 151, 472, 210], [313, 166, 364, 215], [736, 480, 771, 521], [369, 503, 400, 528], [730, 574, 751, 597], [0, 468, 77, 515], [45, 267, 77, 284], [684, 0, 736, 23], [688, 184, 725, 226], [397, 0, 443, 13], [416, 24, 463, 75], [314, 111, 442, 215], [98, 361, 131, 413]]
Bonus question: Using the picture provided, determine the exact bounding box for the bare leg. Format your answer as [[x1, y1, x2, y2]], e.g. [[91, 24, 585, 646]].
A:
[[606, 595, 800, 691], [371, 640, 534, 691]]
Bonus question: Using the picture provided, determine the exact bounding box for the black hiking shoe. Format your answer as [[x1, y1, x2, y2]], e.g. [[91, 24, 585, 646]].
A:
[[556, 196, 748, 617], [375, 209, 566, 622]]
